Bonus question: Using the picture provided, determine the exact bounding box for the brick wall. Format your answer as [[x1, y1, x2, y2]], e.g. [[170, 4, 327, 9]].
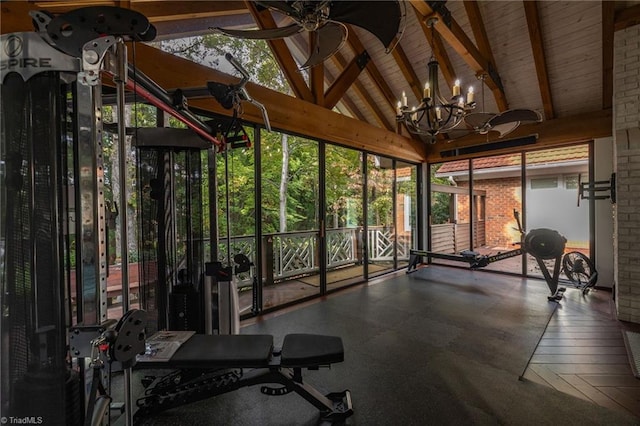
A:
[[456, 177, 522, 248], [614, 24, 640, 324]]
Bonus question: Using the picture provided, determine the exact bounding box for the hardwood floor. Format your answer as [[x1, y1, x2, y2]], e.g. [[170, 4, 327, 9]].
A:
[[523, 287, 640, 417]]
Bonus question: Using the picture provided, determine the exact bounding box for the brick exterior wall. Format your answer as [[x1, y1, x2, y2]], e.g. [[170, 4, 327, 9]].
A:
[[614, 24, 640, 324], [456, 177, 522, 248]]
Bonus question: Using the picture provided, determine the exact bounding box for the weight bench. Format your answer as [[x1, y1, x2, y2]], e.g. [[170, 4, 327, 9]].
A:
[[135, 333, 353, 424]]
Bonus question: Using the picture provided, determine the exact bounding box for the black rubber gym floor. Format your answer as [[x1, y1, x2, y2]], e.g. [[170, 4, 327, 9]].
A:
[[132, 266, 638, 425]]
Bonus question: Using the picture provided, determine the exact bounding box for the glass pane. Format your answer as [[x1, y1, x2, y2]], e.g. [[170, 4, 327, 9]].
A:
[[261, 130, 319, 309], [106, 104, 156, 320], [471, 154, 523, 274], [326, 145, 364, 290], [216, 128, 256, 317], [367, 154, 395, 276], [429, 161, 471, 266], [525, 145, 591, 285], [396, 161, 417, 268]]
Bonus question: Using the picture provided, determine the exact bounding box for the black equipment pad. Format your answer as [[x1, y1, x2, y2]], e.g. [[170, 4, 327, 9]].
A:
[[169, 334, 274, 368], [281, 334, 344, 367]]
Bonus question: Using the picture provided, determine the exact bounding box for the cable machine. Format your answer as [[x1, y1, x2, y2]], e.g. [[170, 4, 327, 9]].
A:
[[0, 5, 268, 424]]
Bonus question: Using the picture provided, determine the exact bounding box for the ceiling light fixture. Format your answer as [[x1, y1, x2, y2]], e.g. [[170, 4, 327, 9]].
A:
[[396, 17, 475, 141]]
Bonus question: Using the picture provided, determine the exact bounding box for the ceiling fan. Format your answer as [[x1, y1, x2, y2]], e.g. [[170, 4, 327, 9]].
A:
[[444, 75, 542, 141], [211, 1, 403, 69]]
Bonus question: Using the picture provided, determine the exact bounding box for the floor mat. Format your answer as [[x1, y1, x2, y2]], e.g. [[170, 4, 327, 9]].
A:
[[622, 330, 640, 378]]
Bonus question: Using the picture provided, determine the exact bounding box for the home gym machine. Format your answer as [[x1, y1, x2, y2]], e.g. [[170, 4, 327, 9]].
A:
[[407, 210, 598, 300], [1, 5, 352, 425]]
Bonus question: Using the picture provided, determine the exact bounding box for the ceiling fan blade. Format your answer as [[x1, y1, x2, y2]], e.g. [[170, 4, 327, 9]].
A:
[[489, 109, 542, 126], [463, 112, 496, 130], [491, 122, 520, 138], [212, 23, 302, 40], [443, 129, 474, 141], [299, 22, 347, 69], [329, 1, 401, 49]]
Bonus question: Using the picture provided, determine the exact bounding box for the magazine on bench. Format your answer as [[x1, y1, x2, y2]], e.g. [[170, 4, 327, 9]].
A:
[[136, 330, 195, 362]]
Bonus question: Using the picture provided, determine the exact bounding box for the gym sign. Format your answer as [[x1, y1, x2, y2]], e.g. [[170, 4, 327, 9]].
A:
[[0, 32, 79, 84]]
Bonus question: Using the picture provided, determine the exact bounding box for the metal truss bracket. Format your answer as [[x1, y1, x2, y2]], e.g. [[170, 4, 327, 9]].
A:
[[79, 36, 115, 86]]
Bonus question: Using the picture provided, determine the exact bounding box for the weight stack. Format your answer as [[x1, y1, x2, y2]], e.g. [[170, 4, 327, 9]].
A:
[[169, 285, 202, 333]]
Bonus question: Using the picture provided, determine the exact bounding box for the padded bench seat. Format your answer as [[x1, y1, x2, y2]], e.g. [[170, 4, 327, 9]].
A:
[[169, 334, 274, 368], [281, 334, 344, 367]]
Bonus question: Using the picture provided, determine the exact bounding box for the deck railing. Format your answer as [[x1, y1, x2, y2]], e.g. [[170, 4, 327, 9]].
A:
[[216, 227, 410, 286], [101, 227, 413, 315]]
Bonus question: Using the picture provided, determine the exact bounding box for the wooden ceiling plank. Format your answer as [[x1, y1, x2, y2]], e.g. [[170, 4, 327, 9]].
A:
[[332, 51, 395, 131], [414, 7, 456, 87], [614, 4, 640, 32], [243, 0, 314, 102], [323, 50, 368, 109], [409, 0, 508, 111], [131, 1, 248, 23], [603, 1, 615, 110], [523, 1, 555, 119], [390, 42, 424, 103], [287, 31, 367, 122], [464, 0, 512, 112], [463, 1, 497, 69], [346, 29, 397, 113], [425, 109, 612, 163]]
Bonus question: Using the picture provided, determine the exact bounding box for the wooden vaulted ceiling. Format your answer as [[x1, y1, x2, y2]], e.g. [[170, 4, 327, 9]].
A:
[[3, 1, 640, 163]]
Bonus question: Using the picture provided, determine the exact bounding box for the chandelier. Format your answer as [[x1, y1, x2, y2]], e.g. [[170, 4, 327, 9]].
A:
[[396, 17, 475, 139]]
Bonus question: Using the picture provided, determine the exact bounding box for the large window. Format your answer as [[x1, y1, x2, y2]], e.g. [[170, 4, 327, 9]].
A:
[[260, 130, 320, 309], [326, 145, 364, 290], [367, 154, 395, 276], [428, 143, 591, 279]]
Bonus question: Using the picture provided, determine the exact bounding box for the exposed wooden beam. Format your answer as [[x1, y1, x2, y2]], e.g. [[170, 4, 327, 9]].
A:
[[615, 4, 640, 32], [464, 0, 511, 112], [346, 29, 397, 113], [390, 42, 423, 103], [410, 0, 509, 111], [287, 34, 367, 121], [464, 1, 497, 71], [126, 43, 423, 160], [1, 1, 248, 34], [243, 0, 314, 102], [523, 1, 555, 119], [603, 1, 615, 110], [332, 51, 395, 131], [425, 109, 612, 163], [323, 50, 369, 109]]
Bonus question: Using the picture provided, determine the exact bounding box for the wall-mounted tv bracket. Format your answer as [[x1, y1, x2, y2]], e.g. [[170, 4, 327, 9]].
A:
[[578, 173, 616, 206]]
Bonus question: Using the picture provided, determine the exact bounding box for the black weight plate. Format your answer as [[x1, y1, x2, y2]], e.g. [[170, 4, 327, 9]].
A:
[[47, 6, 155, 57], [111, 309, 147, 366]]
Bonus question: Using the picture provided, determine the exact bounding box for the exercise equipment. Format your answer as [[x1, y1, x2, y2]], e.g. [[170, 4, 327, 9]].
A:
[[407, 210, 597, 301], [79, 310, 147, 426], [135, 333, 353, 424]]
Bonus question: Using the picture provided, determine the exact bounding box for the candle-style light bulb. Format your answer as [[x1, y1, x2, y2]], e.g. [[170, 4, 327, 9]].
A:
[[453, 79, 461, 97], [423, 82, 431, 99], [402, 91, 408, 107], [396, 101, 402, 116], [467, 86, 474, 104]]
